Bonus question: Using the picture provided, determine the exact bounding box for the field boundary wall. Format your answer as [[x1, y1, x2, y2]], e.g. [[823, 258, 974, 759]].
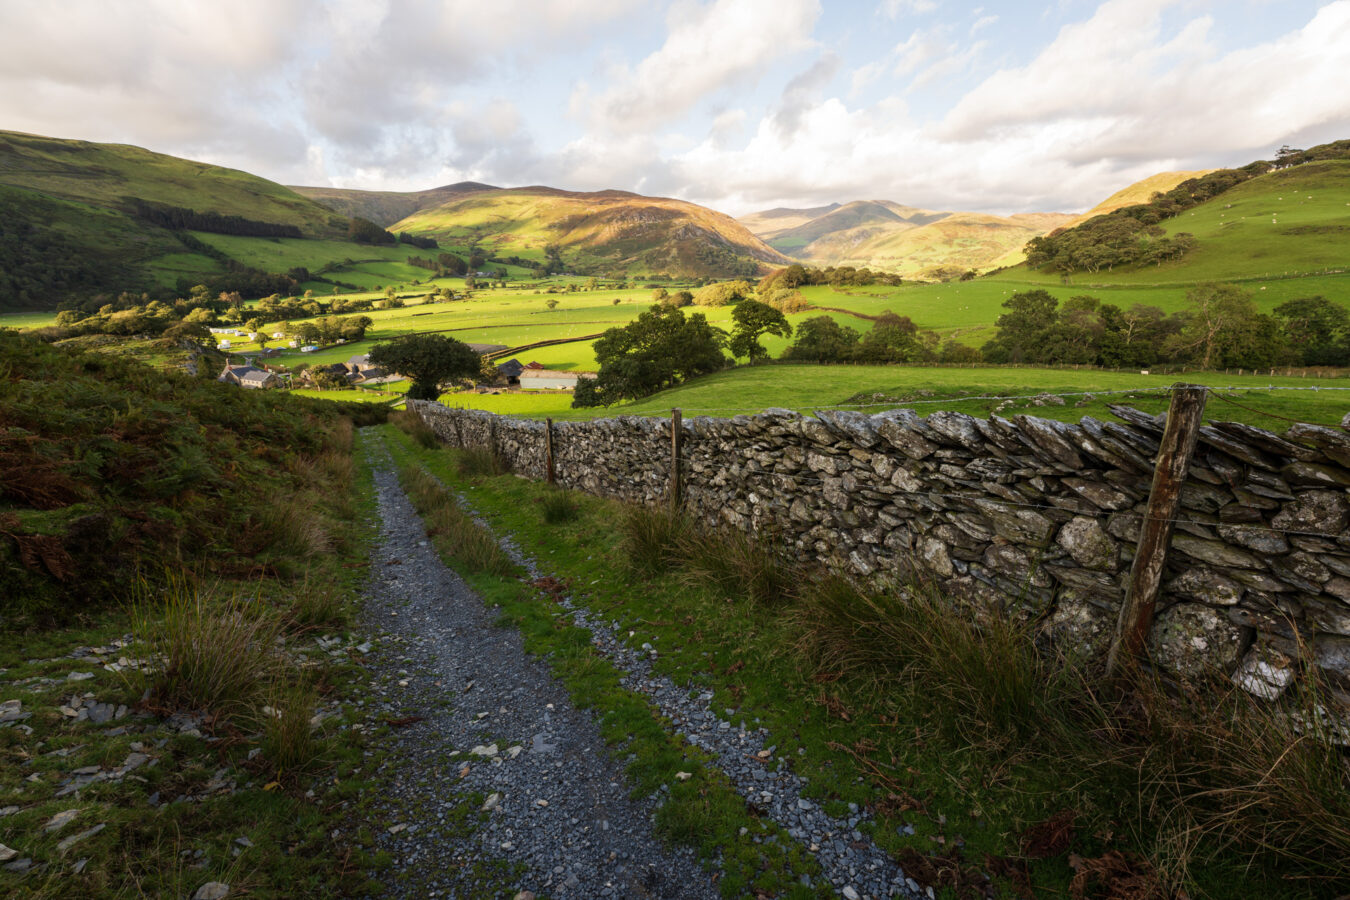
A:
[[408, 398, 1350, 697]]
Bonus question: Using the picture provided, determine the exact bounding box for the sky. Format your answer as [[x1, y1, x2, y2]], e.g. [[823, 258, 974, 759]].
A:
[[1, 0, 1348, 216]]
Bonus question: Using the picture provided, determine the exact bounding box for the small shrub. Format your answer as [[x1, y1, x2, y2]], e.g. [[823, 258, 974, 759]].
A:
[[457, 445, 511, 478], [390, 409, 439, 450], [620, 504, 691, 576], [539, 488, 580, 524], [675, 524, 803, 607], [137, 583, 284, 720]]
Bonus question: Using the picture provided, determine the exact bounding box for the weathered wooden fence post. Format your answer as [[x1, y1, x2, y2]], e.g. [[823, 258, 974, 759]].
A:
[[544, 417, 555, 485], [1106, 383, 1208, 678], [669, 408, 683, 509]]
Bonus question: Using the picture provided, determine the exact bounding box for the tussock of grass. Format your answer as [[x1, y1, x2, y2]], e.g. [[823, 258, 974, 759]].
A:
[[398, 462, 519, 578], [136, 583, 285, 719], [250, 498, 332, 560], [619, 504, 691, 576], [674, 525, 803, 607], [390, 409, 440, 450], [262, 680, 323, 775], [793, 575, 1092, 745], [283, 575, 351, 632], [539, 487, 580, 524], [1122, 671, 1350, 884], [456, 445, 512, 478]]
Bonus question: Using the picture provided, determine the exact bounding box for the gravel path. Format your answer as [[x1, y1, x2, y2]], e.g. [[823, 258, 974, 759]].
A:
[[445, 466, 925, 900], [360, 435, 718, 899]]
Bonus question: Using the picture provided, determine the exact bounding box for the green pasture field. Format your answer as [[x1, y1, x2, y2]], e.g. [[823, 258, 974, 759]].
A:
[[457, 362, 1350, 430], [0, 310, 59, 329]]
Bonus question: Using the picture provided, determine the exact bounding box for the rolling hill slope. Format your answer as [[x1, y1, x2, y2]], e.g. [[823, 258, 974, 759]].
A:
[[393, 186, 791, 278], [0, 130, 355, 308], [735, 202, 841, 241], [738, 194, 1073, 278], [291, 181, 498, 226], [1012, 147, 1350, 285]]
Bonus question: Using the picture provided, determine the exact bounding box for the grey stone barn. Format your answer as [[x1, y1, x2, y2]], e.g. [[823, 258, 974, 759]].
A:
[[217, 364, 277, 389]]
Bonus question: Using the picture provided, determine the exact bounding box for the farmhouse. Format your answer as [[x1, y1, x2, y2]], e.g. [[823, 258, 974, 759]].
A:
[[217, 364, 276, 389], [495, 358, 525, 386], [519, 368, 581, 390]]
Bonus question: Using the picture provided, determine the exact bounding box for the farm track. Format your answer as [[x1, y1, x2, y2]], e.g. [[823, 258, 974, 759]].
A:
[[358, 429, 925, 899], [358, 432, 717, 899]]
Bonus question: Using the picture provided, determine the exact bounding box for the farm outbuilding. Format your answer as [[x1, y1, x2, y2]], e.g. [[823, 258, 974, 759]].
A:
[[518, 369, 581, 390]]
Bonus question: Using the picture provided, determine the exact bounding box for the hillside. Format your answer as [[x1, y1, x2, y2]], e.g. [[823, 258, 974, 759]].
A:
[[1061, 170, 1214, 229], [394, 186, 791, 278], [735, 202, 841, 240], [0, 130, 355, 308], [1017, 148, 1350, 284], [811, 210, 1074, 278], [0, 131, 346, 235], [291, 181, 498, 226], [739, 194, 1073, 278], [763, 200, 949, 254]]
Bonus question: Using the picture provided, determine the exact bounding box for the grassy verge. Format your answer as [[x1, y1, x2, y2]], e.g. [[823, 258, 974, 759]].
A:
[[0, 390, 392, 897], [382, 424, 1350, 900]]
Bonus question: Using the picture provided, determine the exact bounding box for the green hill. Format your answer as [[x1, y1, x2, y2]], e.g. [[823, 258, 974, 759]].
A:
[[0, 130, 357, 309], [739, 195, 1073, 278], [291, 181, 498, 226], [1015, 156, 1350, 285], [393, 186, 791, 279], [735, 202, 841, 241]]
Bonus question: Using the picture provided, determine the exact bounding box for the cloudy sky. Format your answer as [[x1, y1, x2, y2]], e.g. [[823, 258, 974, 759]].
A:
[[2, 0, 1348, 215]]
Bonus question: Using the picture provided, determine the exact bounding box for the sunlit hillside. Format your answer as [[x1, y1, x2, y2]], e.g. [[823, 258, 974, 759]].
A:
[[393, 186, 791, 278]]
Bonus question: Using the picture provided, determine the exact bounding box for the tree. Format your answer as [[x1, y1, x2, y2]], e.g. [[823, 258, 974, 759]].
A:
[[692, 280, 753, 306], [856, 312, 921, 362], [368, 334, 483, 401], [651, 287, 669, 303], [784, 316, 860, 362], [546, 297, 560, 310], [575, 304, 728, 406], [1273, 296, 1350, 365], [981, 290, 1059, 363], [1163, 283, 1283, 369], [729, 299, 792, 362]]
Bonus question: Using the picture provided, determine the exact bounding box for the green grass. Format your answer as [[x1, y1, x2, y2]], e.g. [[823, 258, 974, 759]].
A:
[[459, 361, 1350, 428], [382, 427, 1350, 899], [0, 371, 391, 897]]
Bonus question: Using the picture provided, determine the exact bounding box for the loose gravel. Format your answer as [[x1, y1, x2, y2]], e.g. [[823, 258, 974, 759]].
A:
[[360, 437, 717, 899], [447, 469, 925, 899], [361, 431, 923, 899]]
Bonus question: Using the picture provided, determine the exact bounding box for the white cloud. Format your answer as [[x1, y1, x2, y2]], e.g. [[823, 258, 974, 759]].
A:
[[881, 0, 936, 18], [937, 0, 1350, 161], [574, 0, 820, 132], [970, 14, 998, 33]]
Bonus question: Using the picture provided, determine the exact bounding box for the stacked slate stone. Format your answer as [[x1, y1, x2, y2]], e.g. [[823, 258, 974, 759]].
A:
[[408, 400, 1350, 702]]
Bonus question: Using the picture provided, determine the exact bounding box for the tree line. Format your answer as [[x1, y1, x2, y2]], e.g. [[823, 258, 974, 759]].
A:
[[126, 198, 303, 238]]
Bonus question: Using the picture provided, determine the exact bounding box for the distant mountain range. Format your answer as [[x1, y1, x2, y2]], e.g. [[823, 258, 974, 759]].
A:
[[293, 183, 789, 279], [2, 127, 1345, 311], [734, 177, 1204, 278]]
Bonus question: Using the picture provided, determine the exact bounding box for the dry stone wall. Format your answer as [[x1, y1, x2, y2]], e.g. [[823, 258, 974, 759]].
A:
[[409, 399, 1350, 698]]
